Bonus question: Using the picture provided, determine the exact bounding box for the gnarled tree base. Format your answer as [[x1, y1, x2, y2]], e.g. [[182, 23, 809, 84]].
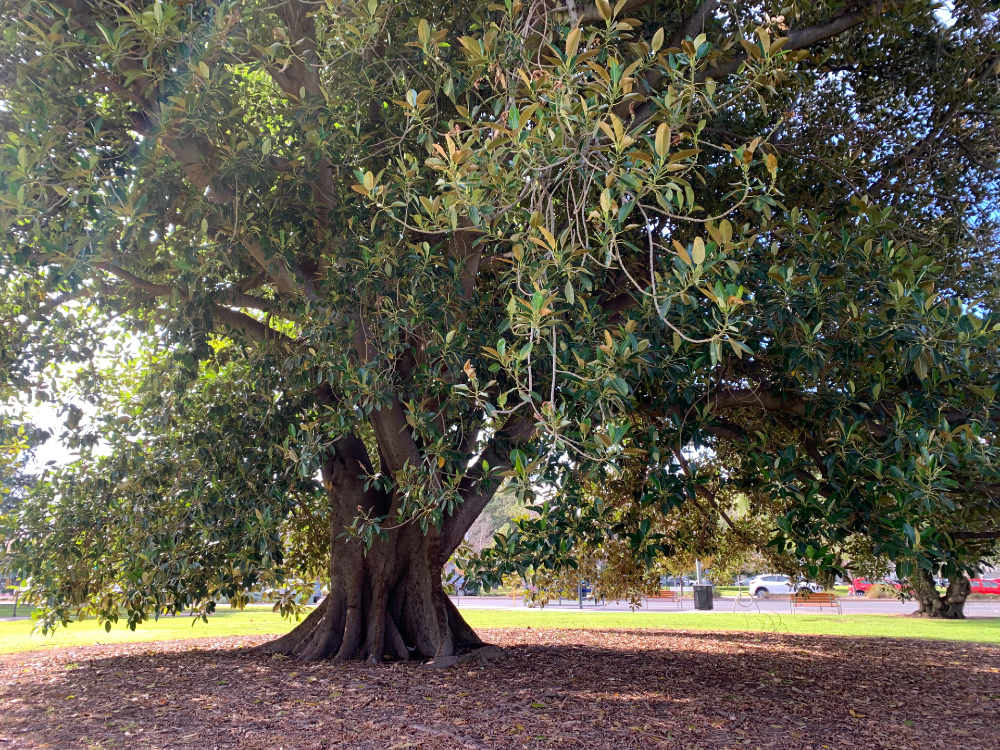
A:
[[255, 563, 490, 663], [255, 433, 495, 663], [910, 570, 970, 619]]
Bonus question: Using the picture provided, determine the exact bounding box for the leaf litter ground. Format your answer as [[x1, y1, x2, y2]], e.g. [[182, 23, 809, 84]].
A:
[[0, 627, 997, 749]]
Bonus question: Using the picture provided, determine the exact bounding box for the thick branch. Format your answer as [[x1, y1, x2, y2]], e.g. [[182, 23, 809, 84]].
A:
[[161, 134, 237, 204], [706, 388, 806, 416], [100, 264, 172, 297], [211, 306, 282, 343], [438, 449, 507, 563], [104, 263, 279, 313], [274, 1, 324, 99], [252, 2, 338, 217], [669, 0, 720, 48], [100, 262, 292, 345], [244, 238, 322, 303], [449, 224, 481, 304], [577, 0, 657, 23], [706, 3, 880, 79], [438, 416, 535, 562], [633, 2, 883, 127], [950, 530, 1000, 540], [216, 288, 281, 312], [703, 420, 747, 442]]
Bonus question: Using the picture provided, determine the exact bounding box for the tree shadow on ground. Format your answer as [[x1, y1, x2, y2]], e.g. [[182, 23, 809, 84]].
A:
[[0, 628, 998, 750]]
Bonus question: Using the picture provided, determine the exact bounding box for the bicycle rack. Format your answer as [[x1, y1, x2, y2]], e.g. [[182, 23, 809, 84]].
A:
[[733, 590, 761, 613]]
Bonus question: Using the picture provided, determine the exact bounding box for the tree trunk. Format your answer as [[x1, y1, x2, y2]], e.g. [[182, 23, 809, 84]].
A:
[[255, 433, 491, 663], [910, 570, 969, 619]]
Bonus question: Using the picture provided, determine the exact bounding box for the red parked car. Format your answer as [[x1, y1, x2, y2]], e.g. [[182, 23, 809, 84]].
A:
[[849, 577, 908, 596], [969, 578, 1000, 595]]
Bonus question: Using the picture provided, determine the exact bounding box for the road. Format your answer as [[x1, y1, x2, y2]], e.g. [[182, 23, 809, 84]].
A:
[[448, 594, 1000, 616]]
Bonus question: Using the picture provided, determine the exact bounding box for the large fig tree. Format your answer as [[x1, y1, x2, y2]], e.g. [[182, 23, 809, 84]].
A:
[[2, 0, 999, 661]]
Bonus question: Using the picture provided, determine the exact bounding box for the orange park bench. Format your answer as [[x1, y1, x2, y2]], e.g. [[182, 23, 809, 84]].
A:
[[790, 591, 841, 614], [644, 589, 682, 610]]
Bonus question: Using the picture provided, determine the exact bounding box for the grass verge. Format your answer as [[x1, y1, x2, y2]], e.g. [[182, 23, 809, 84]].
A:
[[2, 604, 998, 655], [460, 609, 1000, 644]]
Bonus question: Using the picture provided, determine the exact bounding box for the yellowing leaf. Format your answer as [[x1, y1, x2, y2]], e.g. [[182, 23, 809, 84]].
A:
[[693, 237, 706, 265], [650, 27, 664, 52], [596, 121, 616, 141], [610, 114, 624, 144], [539, 226, 557, 249], [720, 219, 733, 246], [565, 26, 581, 58], [654, 123, 670, 158], [765, 152, 778, 177], [672, 239, 692, 266]]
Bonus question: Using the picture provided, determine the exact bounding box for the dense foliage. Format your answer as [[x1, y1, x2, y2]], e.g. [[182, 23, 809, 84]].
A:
[[0, 0, 998, 651]]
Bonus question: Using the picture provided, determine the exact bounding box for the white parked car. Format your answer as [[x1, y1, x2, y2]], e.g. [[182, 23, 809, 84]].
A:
[[744, 574, 822, 598]]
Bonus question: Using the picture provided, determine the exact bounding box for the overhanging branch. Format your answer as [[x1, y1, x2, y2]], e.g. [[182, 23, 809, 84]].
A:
[[632, 1, 884, 127]]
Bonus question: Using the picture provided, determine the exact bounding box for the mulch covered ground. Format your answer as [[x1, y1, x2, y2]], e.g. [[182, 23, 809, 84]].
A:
[[0, 627, 998, 749]]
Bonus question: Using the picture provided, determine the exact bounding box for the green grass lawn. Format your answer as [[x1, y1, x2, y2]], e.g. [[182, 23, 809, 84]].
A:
[[461, 609, 1000, 644], [2, 604, 999, 654], [0, 607, 293, 654], [0, 604, 35, 618]]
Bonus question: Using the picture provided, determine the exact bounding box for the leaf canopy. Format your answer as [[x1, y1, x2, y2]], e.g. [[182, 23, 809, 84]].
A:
[[0, 0, 998, 625]]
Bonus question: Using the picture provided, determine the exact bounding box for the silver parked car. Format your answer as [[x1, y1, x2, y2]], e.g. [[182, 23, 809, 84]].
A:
[[744, 574, 822, 598]]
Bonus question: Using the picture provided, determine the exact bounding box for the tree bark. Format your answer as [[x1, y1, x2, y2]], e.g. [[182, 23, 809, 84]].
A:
[[255, 432, 491, 663], [910, 570, 970, 619]]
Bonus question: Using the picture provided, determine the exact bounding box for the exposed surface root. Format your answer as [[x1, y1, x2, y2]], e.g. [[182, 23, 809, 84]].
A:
[[251, 596, 328, 655], [420, 643, 506, 669]]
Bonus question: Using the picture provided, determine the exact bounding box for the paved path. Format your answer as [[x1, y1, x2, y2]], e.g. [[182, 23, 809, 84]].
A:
[[448, 594, 935, 615]]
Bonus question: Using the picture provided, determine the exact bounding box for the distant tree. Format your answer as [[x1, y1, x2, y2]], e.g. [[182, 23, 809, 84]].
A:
[[464, 488, 525, 552], [0, 422, 41, 515]]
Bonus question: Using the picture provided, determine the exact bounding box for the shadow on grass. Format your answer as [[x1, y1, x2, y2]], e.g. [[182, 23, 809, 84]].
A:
[[0, 628, 998, 750]]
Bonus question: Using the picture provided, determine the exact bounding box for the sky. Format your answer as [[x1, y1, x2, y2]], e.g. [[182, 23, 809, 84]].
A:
[[11, 401, 77, 469]]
